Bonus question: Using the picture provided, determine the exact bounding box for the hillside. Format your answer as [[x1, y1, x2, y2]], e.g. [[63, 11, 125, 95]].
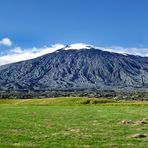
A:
[[0, 44, 148, 90]]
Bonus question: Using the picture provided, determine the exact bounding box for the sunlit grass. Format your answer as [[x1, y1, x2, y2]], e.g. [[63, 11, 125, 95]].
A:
[[0, 97, 148, 106], [0, 98, 148, 147]]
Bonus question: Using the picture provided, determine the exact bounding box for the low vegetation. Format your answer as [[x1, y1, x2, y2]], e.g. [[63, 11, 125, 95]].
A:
[[0, 90, 148, 101], [0, 97, 148, 147]]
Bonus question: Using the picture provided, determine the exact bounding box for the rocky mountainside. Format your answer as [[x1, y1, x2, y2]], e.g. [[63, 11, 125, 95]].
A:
[[0, 45, 148, 90]]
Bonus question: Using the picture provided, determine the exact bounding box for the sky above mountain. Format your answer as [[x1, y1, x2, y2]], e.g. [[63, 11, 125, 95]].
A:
[[0, 0, 148, 65]]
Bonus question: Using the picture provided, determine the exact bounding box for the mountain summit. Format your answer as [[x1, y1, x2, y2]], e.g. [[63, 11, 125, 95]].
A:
[[0, 44, 148, 90]]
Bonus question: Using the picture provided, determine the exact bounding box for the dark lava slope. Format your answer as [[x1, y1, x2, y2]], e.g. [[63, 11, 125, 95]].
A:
[[0, 46, 148, 90]]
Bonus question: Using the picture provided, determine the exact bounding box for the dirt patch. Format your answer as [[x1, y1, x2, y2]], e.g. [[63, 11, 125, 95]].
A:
[[121, 118, 148, 125], [141, 121, 148, 124], [129, 133, 147, 138], [121, 120, 134, 124], [134, 120, 148, 125], [70, 128, 80, 133], [82, 145, 90, 148], [143, 118, 148, 121], [65, 128, 81, 134]]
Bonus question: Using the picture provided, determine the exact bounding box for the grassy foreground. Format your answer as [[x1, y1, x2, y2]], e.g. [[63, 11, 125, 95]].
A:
[[0, 97, 148, 147]]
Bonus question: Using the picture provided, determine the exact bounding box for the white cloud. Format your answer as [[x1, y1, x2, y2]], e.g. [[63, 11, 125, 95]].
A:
[[0, 38, 12, 46], [64, 43, 148, 57], [98, 46, 148, 57], [0, 43, 148, 66], [0, 43, 65, 66]]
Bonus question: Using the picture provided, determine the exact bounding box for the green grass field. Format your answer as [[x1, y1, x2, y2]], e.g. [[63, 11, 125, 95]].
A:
[[0, 97, 148, 147]]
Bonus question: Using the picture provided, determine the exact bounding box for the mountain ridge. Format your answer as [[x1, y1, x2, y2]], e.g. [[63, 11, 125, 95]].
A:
[[0, 45, 148, 91]]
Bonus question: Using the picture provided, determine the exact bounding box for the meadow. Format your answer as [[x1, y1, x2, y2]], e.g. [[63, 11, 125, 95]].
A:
[[0, 97, 148, 147]]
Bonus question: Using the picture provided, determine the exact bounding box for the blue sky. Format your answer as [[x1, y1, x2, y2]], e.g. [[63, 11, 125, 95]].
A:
[[0, 0, 148, 65]]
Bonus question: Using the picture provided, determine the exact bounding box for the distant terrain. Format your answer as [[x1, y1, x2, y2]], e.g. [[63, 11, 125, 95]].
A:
[[0, 44, 148, 91]]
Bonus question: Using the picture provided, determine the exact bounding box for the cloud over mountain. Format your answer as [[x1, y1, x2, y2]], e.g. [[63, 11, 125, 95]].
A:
[[0, 44, 64, 65], [0, 43, 148, 66]]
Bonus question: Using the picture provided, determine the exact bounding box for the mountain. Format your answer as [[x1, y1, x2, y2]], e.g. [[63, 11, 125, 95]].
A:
[[0, 44, 148, 91]]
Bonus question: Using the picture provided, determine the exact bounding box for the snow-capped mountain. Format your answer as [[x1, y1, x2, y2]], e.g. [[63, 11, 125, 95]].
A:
[[0, 44, 148, 90]]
